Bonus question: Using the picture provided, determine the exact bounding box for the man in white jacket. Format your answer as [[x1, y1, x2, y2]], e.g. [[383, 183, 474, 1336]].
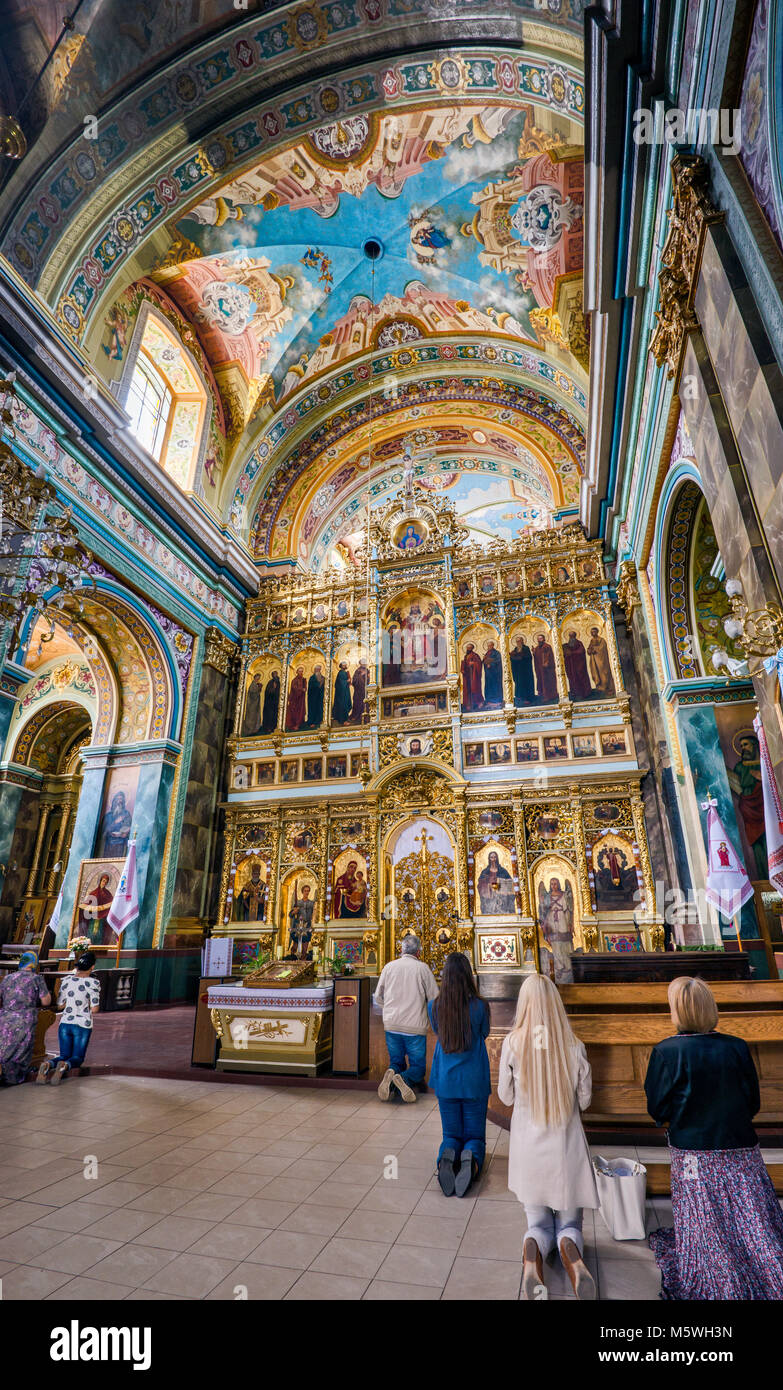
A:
[[374, 934, 438, 1103]]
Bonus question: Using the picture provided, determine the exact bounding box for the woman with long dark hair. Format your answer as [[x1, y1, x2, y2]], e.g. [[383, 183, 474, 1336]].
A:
[[428, 952, 491, 1197]]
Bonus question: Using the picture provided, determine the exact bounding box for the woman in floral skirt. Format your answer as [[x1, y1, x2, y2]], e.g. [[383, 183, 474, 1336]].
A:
[[0, 952, 51, 1085], [645, 974, 783, 1300]]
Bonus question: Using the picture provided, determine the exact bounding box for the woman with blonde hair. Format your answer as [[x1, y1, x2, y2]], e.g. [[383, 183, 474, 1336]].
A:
[[498, 972, 598, 1299], [645, 975, 783, 1299]]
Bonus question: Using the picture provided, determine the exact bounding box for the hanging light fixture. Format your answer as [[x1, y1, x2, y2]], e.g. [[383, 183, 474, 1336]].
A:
[[0, 372, 94, 658]]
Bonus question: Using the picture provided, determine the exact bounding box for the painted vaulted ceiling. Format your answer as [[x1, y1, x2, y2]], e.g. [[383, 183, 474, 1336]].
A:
[[0, 0, 587, 573]]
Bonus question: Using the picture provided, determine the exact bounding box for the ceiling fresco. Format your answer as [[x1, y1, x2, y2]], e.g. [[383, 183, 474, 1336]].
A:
[[168, 102, 585, 404]]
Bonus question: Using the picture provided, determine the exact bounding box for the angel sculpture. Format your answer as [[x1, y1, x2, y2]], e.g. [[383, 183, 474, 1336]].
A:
[[538, 877, 575, 983]]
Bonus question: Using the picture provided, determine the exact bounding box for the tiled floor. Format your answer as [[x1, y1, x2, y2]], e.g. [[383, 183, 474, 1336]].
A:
[[0, 1073, 677, 1301]]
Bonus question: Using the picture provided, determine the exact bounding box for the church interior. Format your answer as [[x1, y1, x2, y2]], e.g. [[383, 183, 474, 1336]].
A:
[[1, 0, 783, 1306]]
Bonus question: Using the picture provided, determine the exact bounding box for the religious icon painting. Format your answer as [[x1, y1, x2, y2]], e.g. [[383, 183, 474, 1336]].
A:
[[456, 578, 472, 600], [600, 731, 626, 755], [232, 856, 268, 923], [478, 809, 504, 830], [286, 648, 328, 732], [233, 764, 250, 789], [280, 759, 299, 783], [327, 755, 347, 779], [70, 858, 124, 945], [592, 833, 640, 910], [397, 730, 432, 758], [392, 516, 429, 552], [351, 752, 369, 776], [464, 742, 485, 767], [478, 572, 496, 595], [543, 736, 568, 760], [488, 741, 512, 765], [533, 812, 561, 840], [561, 611, 616, 701], [291, 606, 307, 626], [553, 563, 572, 587], [533, 857, 579, 983], [474, 842, 516, 915], [241, 657, 282, 738], [572, 734, 596, 758], [336, 599, 349, 619], [505, 569, 522, 593], [382, 587, 447, 687], [291, 826, 315, 853], [578, 556, 600, 583], [313, 602, 327, 624], [526, 564, 547, 589], [14, 897, 46, 947], [332, 849, 370, 919], [459, 623, 502, 711], [515, 739, 540, 762], [592, 800, 622, 824], [256, 761, 275, 784], [302, 756, 323, 781], [271, 609, 285, 628]]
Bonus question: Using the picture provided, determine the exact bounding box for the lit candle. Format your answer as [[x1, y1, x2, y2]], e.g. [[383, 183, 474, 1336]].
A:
[[275, 944, 283, 960]]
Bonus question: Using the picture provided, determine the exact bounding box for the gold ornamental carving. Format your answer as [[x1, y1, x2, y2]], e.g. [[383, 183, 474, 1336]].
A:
[[203, 627, 240, 677], [649, 154, 724, 381], [380, 768, 455, 811], [616, 561, 641, 623]]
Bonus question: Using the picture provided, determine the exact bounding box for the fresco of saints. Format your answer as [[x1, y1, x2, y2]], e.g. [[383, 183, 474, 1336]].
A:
[[99, 792, 132, 858], [333, 860, 369, 918], [399, 523, 423, 550], [242, 673, 264, 736], [727, 733, 767, 878], [288, 882, 314, 957], [235, 862, 267, 922], [587, 627, 615, 697], [477, 851, 515, 915], [461, 642, 483, 711], [305, 665, 325, 728], [285, 667, 307, 731], [533, 633, 558, 704], [78, 873, 115, 945], [510, 636, 535, 706], [261, 672, 281, 732], [538, 877, 575, 983], [563, 630, 592, 701], [331, 662, 352, 724], [349, 659, 369, 722], [482, 642, 503, 707], [594, 844, 638, 908]]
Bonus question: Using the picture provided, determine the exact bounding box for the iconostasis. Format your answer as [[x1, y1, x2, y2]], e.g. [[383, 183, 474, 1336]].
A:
[[220, 500, 656, 978]]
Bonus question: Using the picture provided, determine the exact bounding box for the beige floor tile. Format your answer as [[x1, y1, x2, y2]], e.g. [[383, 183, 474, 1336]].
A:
[[28, 1232, 123, 1275], [358, 1184, 422, 1215], [0, 1224, 62, 1262], [307, 1180, 367, 1209], [83, 1208, 162, 1241], [169, 1192, 246, 1222], [375, 1243, 456, 1287], [123, 1187, 191, 1215], [87, 1242, 178, 1285], [310, 1235, 391, 1278], [205, 1173, 271, 1198], [279, 1204, 352, 1238], [397, 1213, 466, 1250], [205, 1262, 300, 1300], [412, 1191, 475, 1224], [84, 1180, 155, 1208], [45, 1274, 135, 1300], [284, 1271, 370, 1300], [442, 1256, 522, 1300], [332, 1208, 408, 1243], [125, 1290, 187, 1300], [138, 1214, 216, 1251], [187, 1223, 270, 1261], [363, 1279, 442, 1300], [0, 1201, 59, 1235], [597, 1257, 661, 1301], [31, 1201, 117, 1234], [231, 1197, 297, 1228], [249, 1229, 328, 1268], [0, 1263, 73, 1299], [233, 1154, 295, 1178], [142, 1252, 237, 1298]]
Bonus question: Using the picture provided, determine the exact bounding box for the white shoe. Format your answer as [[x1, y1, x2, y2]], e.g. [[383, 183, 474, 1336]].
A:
[[391, 1072, 416, 1103], [377, 1067, 395, 1101]]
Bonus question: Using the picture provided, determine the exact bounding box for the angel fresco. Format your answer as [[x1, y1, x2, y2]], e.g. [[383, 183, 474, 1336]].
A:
[[538, 877, 575, 984]]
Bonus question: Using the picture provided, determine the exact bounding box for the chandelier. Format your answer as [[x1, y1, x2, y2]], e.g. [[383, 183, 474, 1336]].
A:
[[0, 373, 93, 659]]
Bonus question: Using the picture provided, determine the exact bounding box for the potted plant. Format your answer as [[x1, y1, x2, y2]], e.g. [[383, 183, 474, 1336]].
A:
[[322, 949, 356, 977], [237, 945, 272, 986]]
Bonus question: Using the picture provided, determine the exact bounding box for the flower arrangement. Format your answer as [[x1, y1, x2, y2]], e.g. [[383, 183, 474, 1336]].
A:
[[69, 936, 92, 958], [322, 950, 356, 977]]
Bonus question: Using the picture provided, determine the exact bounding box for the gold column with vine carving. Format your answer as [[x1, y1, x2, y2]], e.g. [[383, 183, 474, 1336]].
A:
[[630, 792, 656, 933], [443, 578, 459, 678], [232, 655, 250, 738], [601, 598, 626, 698], [569, 785, 596, 948], [511, 791, 530, 918], [267, 821, 283, 932], [46, 797, 75, 894], [550, 601, 568, 708], [216, 810, 236, 929], [454, 790, 470, 922], [317, 813, 329, 926], [27, 802, 53, 897]]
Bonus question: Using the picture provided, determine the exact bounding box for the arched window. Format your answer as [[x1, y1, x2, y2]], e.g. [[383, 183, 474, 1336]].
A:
[[125, 315, 208, 490]]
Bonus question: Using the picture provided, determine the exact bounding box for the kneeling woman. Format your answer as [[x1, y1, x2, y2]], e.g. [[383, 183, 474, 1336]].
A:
[[646, 975, 783, 1300], [429, 953, 491, 1197], [498, 972, 598, 1299], [0, 952, 51, 1086]]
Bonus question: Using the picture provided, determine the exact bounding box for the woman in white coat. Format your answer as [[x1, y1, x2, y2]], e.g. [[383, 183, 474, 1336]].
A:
[[498, 972, 599, 1299]]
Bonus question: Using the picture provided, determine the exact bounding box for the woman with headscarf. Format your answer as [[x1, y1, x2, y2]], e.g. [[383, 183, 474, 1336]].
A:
[[0, 952, 51, 1086]]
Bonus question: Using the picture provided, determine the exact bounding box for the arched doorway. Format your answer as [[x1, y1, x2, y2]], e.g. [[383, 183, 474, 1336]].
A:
[[384, 815, 457, 974]]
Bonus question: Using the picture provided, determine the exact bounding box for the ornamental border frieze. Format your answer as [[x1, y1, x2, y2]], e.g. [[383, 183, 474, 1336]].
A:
[[29, 45, 584, 327]]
